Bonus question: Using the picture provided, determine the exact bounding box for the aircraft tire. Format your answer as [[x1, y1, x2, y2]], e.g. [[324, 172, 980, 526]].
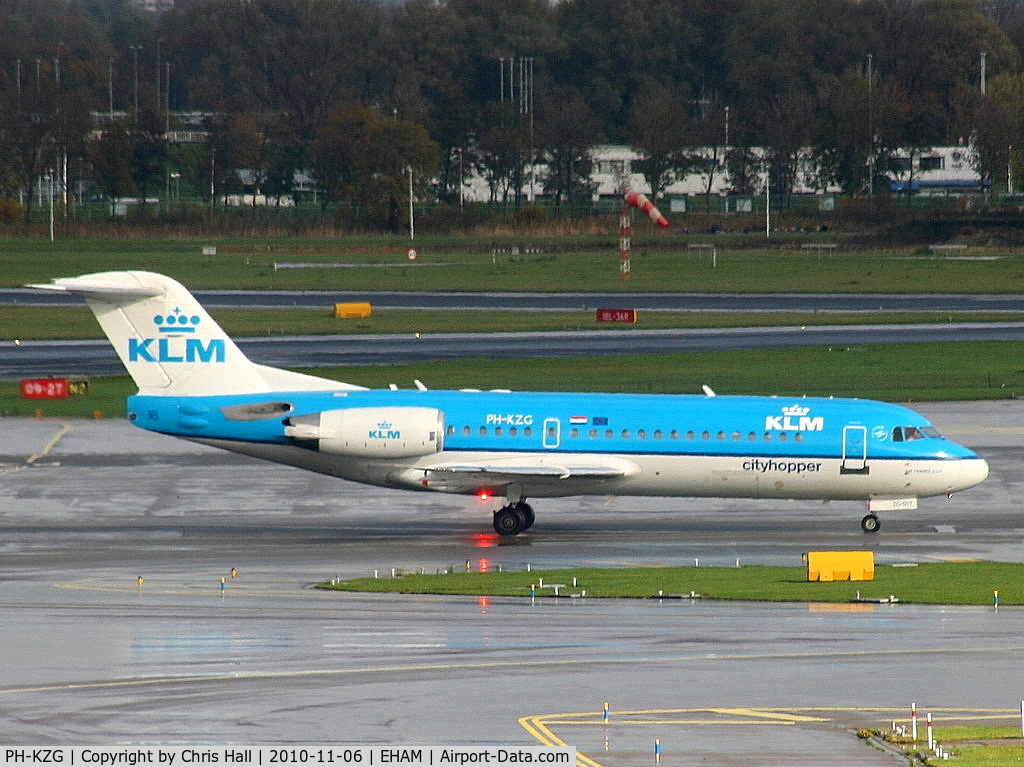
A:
[[493, 506, 526, 536], [861, 513, 881, 533], [516, 501, 535, 530]]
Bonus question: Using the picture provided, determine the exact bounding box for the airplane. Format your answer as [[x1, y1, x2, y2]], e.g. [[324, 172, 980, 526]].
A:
[[31, 270, 989, 536]]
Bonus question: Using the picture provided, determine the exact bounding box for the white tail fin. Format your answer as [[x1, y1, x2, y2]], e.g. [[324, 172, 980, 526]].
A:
[[30, 271, 358, 396]]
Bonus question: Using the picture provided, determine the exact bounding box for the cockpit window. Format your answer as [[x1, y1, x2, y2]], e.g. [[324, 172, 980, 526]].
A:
[[892, 425, 941, 442]]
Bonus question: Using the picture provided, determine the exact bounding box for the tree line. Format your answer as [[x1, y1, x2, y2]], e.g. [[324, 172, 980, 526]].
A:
[[0, 0, 1023, 229]]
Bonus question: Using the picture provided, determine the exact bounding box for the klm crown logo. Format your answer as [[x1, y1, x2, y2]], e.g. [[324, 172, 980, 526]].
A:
[[765, 404, 824, 432], [154, 308, 201, 333], [127, 307, 226, 364]]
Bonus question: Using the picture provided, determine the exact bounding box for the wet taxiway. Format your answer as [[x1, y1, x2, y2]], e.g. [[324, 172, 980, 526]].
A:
[[1, 401, 1023, 763]]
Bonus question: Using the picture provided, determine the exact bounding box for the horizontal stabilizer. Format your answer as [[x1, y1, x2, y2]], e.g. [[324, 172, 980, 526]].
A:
[[30, 271, 358, 396]]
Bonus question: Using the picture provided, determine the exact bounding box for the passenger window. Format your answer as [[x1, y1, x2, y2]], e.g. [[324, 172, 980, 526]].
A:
[[748, 432, 756, 441], [524, 427, 532, 437], [446, 426, 455, 436], [779, 433, 788, 442], [717, 431, 726, 441], [653, 430, 662, 440], [462, 426, 471, 436], [685, 430, 694, 440], [637, 429, 646, 439], [605, 429, 613, 439], [494, 427, 503, 436], [621, 429, 630, 439], [701, 431, 710, 441], [510, 426, 517, 437], [479, 426, 487, 436], [570, 428, 579, 438], [588, 428, 597, 438]]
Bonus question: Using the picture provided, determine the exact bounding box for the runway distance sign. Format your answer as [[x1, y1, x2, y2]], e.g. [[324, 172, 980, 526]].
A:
[[19, 378, 89, 399], [595, 308, 638, 323], [20, 378, 68, 399]]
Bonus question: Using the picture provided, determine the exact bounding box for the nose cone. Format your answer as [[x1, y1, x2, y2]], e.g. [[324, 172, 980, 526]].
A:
[[956, 457, 989, 491]]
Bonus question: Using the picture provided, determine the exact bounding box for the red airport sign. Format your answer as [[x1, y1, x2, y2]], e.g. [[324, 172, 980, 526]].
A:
[[21, 378, 69, 399], [596, 308, 638, 324]]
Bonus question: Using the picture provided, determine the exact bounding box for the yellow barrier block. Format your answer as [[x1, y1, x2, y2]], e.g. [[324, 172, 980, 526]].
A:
[[334, 302, 372, 318], [805, 550, 874, 582]]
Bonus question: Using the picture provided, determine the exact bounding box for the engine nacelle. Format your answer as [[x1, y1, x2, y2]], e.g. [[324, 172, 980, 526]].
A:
[[284, 406, 444, 458]]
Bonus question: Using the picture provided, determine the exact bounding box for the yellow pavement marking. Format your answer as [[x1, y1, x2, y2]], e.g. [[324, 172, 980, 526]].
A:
[[518, 706, 1024, 767], [2, 423, 71, 474], [27, 423, 71, 464]]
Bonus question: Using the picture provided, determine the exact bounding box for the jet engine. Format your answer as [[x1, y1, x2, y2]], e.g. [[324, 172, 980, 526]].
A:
[[284, 406, 444, 458]]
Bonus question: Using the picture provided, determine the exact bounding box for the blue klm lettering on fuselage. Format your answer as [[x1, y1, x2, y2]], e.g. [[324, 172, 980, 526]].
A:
[[128, 337, 226, 363]]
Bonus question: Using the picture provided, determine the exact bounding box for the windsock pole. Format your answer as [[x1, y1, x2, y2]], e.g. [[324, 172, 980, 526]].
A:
[[619, 204, 631, 280]]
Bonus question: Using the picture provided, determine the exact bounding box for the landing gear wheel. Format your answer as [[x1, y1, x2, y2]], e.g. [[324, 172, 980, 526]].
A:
[[515, 501, 535, 530], [861, 513, 881, 533], [493, 506, 526, 537]]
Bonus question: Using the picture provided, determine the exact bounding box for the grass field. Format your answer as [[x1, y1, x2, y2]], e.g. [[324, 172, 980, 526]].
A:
[[5, 234, 1024, 293], [318, 561, 1024, 605]]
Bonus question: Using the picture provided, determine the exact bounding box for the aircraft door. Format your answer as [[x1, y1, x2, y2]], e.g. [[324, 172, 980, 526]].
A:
[[542, 418, 561, 449], [841, 425, 869, 474]]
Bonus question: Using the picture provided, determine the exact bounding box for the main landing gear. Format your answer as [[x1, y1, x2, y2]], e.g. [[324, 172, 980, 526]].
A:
[[492, 500, 535, 536], [861, 513, 881, 533]]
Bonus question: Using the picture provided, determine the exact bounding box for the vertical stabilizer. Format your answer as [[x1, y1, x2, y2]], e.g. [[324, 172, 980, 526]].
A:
[[31, 271, 275, 396]]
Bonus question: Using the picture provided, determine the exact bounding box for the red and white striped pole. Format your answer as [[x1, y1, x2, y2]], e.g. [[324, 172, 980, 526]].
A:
[[619, 205, 631, 280], [911, 702, 918, 741], [926, 712, 934, 750]]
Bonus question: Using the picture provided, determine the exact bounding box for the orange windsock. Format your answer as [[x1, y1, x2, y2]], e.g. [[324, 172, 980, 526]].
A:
[[624, 192, 669, 229]]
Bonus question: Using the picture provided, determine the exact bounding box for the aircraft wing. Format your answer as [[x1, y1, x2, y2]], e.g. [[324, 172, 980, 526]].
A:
[[396, 457, 638, 494]]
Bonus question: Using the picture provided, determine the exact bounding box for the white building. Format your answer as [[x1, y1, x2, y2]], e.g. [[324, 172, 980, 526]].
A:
[[459, 144, 985, 206]]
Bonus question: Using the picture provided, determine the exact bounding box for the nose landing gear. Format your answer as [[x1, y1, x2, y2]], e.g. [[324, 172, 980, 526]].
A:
[[861, 513, 881, 533]]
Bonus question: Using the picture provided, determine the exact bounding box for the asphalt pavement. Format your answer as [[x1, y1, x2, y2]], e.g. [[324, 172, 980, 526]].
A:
[[0, 402, 1023, 761]]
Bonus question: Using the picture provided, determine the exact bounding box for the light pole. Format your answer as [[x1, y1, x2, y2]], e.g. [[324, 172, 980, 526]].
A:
[[156, 38, 163, 113], [408, 165, 414, 241], [1009, 146, 1014, 196], [165, 61, 170, 132], [867, 52, 873, 201], [108, 57, 114, 121], [129, 45, 142, 117]]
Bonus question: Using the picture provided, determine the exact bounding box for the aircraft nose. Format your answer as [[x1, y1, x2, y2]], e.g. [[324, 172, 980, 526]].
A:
[[957, 457, 989, 491]]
